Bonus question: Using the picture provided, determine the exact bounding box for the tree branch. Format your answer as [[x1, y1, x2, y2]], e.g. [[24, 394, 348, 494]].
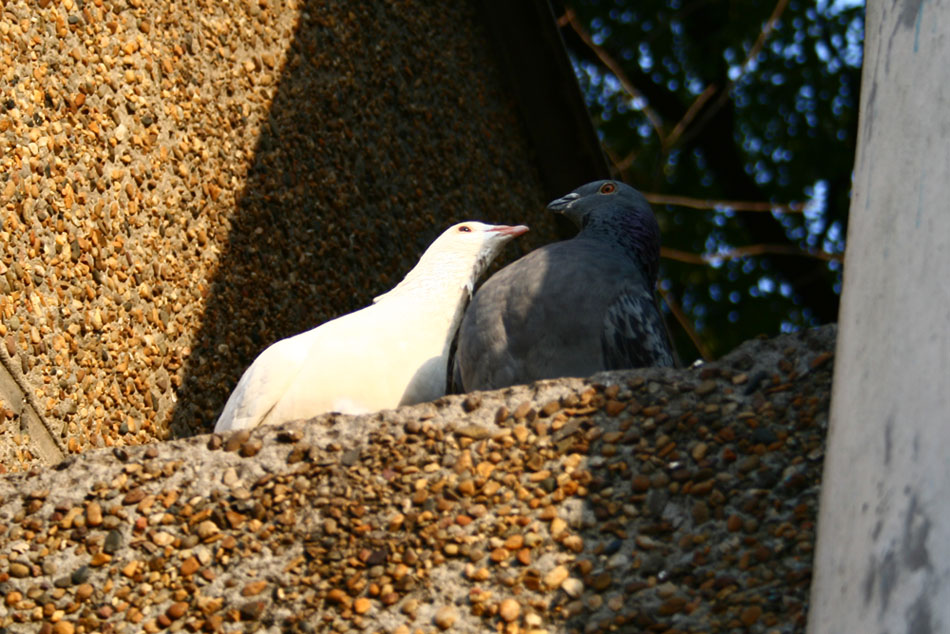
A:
[[677, 0, 791, 149], [560, 0, 841, 324], [664, 83, 717, 151], [644, 192, 804, 213], [661, 244, 843, 265], [658, 286, 712, 361], [559, 8, 667, 144]]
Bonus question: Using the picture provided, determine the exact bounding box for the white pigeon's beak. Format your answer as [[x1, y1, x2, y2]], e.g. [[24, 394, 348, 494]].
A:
[[488, 224, 529, 238], [547, 192, 581, 212]]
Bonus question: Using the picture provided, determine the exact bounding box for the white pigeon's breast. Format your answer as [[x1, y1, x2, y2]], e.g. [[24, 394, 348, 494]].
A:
[[261, 298, 458, 421]]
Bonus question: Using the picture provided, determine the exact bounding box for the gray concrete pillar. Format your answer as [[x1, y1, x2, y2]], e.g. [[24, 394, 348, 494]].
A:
[[808, 2, 950, 632]]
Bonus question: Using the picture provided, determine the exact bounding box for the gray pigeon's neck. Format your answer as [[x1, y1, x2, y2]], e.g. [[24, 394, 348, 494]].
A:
[[579, 213, 660, 285]]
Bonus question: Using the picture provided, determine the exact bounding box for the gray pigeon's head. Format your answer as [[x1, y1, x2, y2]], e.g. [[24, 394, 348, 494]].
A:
[[547, 180, 662, 284], [547, 180, 651, 227]]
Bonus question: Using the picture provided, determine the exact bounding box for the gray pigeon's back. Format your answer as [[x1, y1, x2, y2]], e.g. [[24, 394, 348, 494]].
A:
[[454, 179, 675, 392]]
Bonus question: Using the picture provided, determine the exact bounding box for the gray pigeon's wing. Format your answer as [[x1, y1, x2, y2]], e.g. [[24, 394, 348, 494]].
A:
[[450, 353, 464, 394], [448, 314, 466, 394], [602, 283, 675, 370]]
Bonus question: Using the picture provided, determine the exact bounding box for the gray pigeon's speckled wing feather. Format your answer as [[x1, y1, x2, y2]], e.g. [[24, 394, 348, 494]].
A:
[[602, 283, 675, 370]]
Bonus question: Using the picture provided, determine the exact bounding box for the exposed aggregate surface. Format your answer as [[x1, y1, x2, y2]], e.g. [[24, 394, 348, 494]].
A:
[[0, 325, 834, 633], [0, 0, 550, 469]]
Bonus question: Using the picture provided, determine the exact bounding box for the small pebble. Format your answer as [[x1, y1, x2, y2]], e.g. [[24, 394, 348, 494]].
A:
[[52, 622, 75, 634], [561, 577, 584, 598], [86, 502, 103, 526], [740, 605, 763, 626], [544, 565, 569, 589], [242, 580, 268, 596], [434, 605, 458, 630], [166, 602, 188, 619], [180, 557, 200, 576], [499, 598, 520, 622], [240, 601, 266, 621]]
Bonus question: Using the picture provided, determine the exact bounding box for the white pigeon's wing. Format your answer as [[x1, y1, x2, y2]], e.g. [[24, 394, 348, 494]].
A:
[[214, 334, 313, 432], [268, 299, 453, 416], [601, 283, 675, 370]]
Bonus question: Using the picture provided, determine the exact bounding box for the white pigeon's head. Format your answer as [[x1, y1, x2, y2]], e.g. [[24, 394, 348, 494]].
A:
[[429, 221, 530, 291], [434, 220, 528, 264], [376, 221, 529, 303]]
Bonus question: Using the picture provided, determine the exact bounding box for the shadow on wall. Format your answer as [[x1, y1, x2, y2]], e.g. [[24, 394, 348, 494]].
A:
[[167, 1, 550, 436]]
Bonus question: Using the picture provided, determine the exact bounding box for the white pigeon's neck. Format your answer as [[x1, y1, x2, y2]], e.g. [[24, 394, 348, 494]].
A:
[[374, 249, 482, 308], [373, 250, 479, 365]]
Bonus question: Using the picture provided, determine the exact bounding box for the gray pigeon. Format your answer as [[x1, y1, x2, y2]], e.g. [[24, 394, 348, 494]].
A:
[[454, 180, 675, 391]]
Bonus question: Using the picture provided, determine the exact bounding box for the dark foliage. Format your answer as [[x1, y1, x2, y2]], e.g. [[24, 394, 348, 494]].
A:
[[555, 0, 863, 360]]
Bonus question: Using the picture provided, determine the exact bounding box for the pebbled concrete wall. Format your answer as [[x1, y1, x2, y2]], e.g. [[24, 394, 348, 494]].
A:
[[0, 0, 560, 470]]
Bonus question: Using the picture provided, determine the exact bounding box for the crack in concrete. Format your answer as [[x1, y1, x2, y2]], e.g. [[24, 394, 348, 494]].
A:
[[0, 335, 64, 466]]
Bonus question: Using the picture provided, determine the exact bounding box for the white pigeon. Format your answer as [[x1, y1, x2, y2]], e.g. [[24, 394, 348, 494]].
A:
[[214, 221, 529, 432]]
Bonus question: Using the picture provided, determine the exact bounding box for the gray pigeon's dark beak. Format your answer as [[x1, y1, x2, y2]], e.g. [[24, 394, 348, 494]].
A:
[[547, 192, 580, 212]]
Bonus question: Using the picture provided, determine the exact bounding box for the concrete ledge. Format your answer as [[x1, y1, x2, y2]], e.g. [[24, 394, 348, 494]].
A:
[[0, 326, 834, 633]]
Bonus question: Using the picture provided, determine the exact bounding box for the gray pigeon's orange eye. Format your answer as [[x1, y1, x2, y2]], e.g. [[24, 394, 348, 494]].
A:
[[458, 225, 472, 232], [600, 182, 617, 194]]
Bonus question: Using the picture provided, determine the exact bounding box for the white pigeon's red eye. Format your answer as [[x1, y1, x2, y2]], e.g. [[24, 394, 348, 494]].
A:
[[458, 225, 472, 233], [600, 182, 617, 194]]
